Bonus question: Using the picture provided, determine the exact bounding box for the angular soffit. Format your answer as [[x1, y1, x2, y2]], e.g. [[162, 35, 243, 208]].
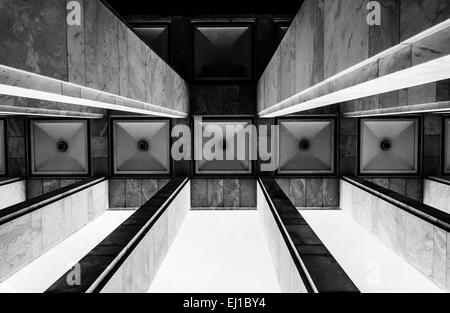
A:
[[113, 120, 170, 175], [31, 120, 89, 175], [194, 26, 252, 80], [360, 118, 419, 174], [278, 119, 335, 174]]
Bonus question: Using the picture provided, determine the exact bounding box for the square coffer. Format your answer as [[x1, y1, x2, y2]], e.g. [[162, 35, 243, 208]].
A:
[[277, 118, 336, 175], [30, 120, 89, 176], [359, 118, 420, 175], [112, 119, 171, 175]]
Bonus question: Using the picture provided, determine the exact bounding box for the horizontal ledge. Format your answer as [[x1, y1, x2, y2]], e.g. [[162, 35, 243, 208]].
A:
[[190, 207, 257, 211], [427, 176, 450, 186], [260, 54, 450, 117], [45, 177, 189, 293], [0, 177, 106, 226], [0, 104, 104, 119], [259, 18, 450, 118], [343, 101, 450, 117], [342, 176, 450, 233], [0, 65, 188, 119], [258, 177, 359, 293], [0, 177, 23, 187]]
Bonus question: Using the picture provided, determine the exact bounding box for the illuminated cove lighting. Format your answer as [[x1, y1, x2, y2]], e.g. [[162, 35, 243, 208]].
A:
[[0, 65, 187, 119]]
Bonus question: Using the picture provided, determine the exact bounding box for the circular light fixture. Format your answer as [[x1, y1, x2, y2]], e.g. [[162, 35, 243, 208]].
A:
[[380, 139, 392, 151], [137, 140, 150, 152], [56, 141, 69, 152], [299, 139, 311, 151]]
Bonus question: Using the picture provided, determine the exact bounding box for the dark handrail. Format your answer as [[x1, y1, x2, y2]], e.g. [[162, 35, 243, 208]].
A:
[[258, 177, 359, 293], [45, 177, 189, 293], [0, 177, 22, 187]]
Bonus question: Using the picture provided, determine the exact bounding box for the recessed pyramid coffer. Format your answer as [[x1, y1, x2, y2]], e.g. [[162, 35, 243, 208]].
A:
[[277, 118, 336, 175], [359, 118, 420, 175], [194, 119, 253, 175], [112, 120, 171, 175], [0, 120, 5, 175], [30, 120, 89, 176], [194, 25, 252, 81], [444, 118, 450, 174]]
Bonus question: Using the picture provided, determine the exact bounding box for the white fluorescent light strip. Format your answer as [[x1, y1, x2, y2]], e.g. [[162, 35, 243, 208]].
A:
[[344, 101, 450, 118], [259, 18, 450, 117], [0, 65, 187, 119], [0, 110, 103, 119], [261, 54, 450, 118]]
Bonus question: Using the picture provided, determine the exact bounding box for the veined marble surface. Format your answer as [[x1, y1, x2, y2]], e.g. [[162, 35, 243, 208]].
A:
[[341, 179, 450, 290], [0, 180, 26, 211], [0, 180, 109, 282], [0, 210, 133, 293]]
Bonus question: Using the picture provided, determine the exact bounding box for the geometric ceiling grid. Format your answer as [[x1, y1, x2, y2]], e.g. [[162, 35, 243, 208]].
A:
[[0, 120, 5, 175], [278, 119, 335, 174], [194, 26, 252, 80], [360, 118, 419, 174], [195, 120, 253, 175], [113, 120, 170, 175], [31, 120, 89, 175]]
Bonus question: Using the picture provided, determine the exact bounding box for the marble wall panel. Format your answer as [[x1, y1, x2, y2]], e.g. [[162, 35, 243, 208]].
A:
[[69, 190, 89, 234], [405, 213, 434, 279], [306, 179, 323, 207], [313, 0, 325, 85], [423, 179, 450, 214], [433, 226, 447, 288], [118, 21, 129, 97], [396, 209, 407, 257], [412, 27, 450, 66], [147, 48, 163, 106], [152, 213, 169, 272], [207, 179, 224, 207], [324, 0, 369, 79], [293, 0, 315, 94], [290, 179, 306, 208], [240, 179, 257, 208], [0, 0, 67, 80], [142, 180, 159, 204], [0, 180, 26, 210], [0, 214, 33, 281], [256, 184, 308, 293], [369, 0, 400, 56], [265, 50, 281, 110], [447, 233, 450, 290], [66, 0, 85, 85], [191, 179, 208, 207], [224, 179, 240, 207], [101, 182, 189, 293], [400, 0, 450, 41], [127, 30, 147, 102], [84, 0, 119, 94], [41, 201, 66, 252], [126, 179, 142, 208], [343, 179, 450, 289], [275, 179, 291, 199], [280, 24, 296, 100], [164, 64, 174, 110]]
